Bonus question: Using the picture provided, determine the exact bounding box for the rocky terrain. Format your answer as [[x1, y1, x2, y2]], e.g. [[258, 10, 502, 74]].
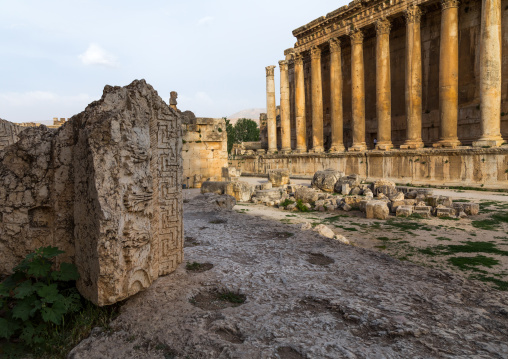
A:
[[69, 191, 508, 359]]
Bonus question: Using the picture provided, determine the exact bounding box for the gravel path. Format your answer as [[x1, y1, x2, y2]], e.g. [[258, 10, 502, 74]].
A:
[[69, 192, 508, 359]]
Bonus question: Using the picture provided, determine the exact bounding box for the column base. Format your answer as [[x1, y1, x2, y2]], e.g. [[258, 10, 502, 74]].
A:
[[310, 146, 324, 153], [329, 144, 346, 152], [267, 149, 278, 154], [295, 147, 307, 153], [375, 142, 394, 151], [473, 137, 505, 148], [281, 148, 292, 154], [433, 139, 461, 148], [349, 143, 367, 152], [400, 140, 424, 149]]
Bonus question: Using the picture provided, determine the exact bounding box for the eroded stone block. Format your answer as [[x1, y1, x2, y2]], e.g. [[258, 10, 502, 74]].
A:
[[268, 168, 290, 187], [366, 201, 390, 220]]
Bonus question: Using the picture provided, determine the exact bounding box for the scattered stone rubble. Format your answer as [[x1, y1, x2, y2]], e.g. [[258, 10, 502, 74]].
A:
[[203, 168, 480, 223], [0, 80, 183, 306]]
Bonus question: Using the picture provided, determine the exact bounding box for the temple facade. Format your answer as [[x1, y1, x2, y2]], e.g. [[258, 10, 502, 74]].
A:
[[265, 0, 508, 152]]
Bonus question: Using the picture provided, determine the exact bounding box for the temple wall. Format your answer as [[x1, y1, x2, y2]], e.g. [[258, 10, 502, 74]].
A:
[[182, 117, 228, 188], [282, 0, 508, 151], [230, 148, 508, 188]]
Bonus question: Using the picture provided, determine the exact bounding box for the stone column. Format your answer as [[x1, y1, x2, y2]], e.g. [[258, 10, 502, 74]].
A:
[[266, 65, 277, 153], [401, 5, 424, 149], [294, 53, 307, 153], [434, 0, 461, 148], [375, 19, 394, 150], [279, 60, 291, 153], [310, 46, 324, 152], [329, 38, 345, 152], [350, 29, 367, 151], [473, 0, 504, 147]]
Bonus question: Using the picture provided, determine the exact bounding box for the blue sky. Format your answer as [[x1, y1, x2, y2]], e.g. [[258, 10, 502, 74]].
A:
[[0, 0, 347, 123]]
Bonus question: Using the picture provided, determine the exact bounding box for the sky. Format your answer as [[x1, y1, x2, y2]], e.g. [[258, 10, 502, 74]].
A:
[[0, 0, 348, 123]]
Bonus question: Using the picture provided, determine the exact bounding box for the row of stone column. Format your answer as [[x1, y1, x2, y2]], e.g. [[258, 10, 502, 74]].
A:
[[265, 0, 504, 153]]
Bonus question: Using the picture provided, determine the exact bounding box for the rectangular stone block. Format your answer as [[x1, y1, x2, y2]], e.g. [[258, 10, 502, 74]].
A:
[[396, 205, 414, 217], [435, 207, 456, 218], [413, 206, 432, 218]]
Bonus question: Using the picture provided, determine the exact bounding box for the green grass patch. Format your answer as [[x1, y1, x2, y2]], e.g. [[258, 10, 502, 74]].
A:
[[378, 237, 391, 242], [472, 218, 501, 231], [375, 245, 387, 250], [448, 255, 499, 272], [436, 237, 452, 241], [296, 199, 310, 212], [439, 216, 460, 221], [322, 215, 349, 223], [334, 225, 358, 232], [471, 274, 508, 291], [218, 291, 246, 304], [385, 219, 432, 232]]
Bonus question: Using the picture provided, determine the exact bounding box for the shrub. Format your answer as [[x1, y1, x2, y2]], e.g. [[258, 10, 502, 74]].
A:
[[0, 247, 81, 349]]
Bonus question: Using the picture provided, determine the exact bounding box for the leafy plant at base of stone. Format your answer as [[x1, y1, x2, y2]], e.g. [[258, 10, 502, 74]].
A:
[[225, 117, 260, 153], [0, 246, 83, 356]]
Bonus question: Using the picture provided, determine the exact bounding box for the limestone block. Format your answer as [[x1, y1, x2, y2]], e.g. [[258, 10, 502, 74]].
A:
[[372, 179, 396, 194], [268, 168, 290, 187], [0, 118, 23, 151], [414, 206, 432, 218], [405, 191, 419, 199], [201, 181, 230, 195], [389, 192, 405, 202], [313, 224, 335, 239], [334, 234, 350, 245], [229, 181, 254, 202], [426, 195, 453, 208], [396, 205, 414, 217], [0, 80, 183, 306], [366, 201, 390, 220], [343, 195, 363, 209], [295, 187, 320, 203], [311, 168, 344, 192], [453, 202, 480, 216], [256, 182, 273, 190], [389, 200, 406, 213], [341, 184, 351, 195], [334, 175, 361, 192], [435, 207, 456, 218], [255, 189, 282, 203], [215, 195, 237, 210], [350, 187, 362, 196], [222, 166, 241, 180], [359, 200, 369, 213]]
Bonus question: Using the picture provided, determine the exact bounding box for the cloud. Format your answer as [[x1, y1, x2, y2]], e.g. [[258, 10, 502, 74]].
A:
[[78, 43, 118, 67], [0, 91, 91, 107], [197, 16, 214, 26]]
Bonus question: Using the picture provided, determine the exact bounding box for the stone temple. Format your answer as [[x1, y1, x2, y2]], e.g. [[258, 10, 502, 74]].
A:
[[232, 0, 508, 188]]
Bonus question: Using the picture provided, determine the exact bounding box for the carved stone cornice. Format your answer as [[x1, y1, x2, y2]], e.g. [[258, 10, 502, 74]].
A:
[[329, 37, 342, 53], [441, 0, 460, 10], [405, 5, 423, 24], [294, 53, 304, 66], [310, 46, 322, 60], [375, 18, 391, 35], [265, 65, 276, 77], [278, 60, 288, 71], [349, 29, 364, 44]]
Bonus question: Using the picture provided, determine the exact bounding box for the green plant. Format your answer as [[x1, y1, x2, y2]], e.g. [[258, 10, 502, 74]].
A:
[[295, 199, 310, 212], [218, 291, 246, 304], [280, 199, 295, 208], [0, 247, 81, 351], [186, 262, 203, 271]]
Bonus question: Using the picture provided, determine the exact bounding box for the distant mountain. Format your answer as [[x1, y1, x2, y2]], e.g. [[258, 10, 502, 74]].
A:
[[228, 108, 265, 124]]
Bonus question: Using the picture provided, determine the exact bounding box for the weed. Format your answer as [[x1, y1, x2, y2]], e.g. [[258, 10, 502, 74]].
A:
[[375, 245, 387, 250], [218, 291, 246, 304], [471, 274, 508, 291], [186, 262, 203, 271], [439, 216, 460, 221], [295, 199, 310, 212], [280, 199, 295, 207], [378, 237, 391, 241]]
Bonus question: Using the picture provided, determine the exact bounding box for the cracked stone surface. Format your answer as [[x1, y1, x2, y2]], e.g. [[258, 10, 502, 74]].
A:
[[69, 191, 508, 359]]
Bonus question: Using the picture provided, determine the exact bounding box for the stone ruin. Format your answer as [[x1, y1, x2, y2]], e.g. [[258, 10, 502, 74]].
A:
[[0, 80, 183, 306], [201, 167, 480, 221]]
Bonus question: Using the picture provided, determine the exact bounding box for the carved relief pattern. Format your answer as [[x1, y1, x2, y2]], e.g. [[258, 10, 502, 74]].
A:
[[405, 5, 423, 23], [329, 38, 341, 53], [153, 111, 183, 276], [376, 18, 391, 35], [310, 46, 322, 59], [349, 29, 364, 44], [265, 65, 276, 77], [294, 53, 304, 66], [441, 0, 460, 10]]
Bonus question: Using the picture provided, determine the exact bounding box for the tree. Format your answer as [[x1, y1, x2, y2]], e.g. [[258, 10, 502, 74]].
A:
[[224, 118, 236, 154], [234, 118, 260, 143]]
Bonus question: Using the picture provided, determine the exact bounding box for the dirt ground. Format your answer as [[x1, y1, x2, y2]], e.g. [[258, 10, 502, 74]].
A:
[[69, 180, 508, 359]]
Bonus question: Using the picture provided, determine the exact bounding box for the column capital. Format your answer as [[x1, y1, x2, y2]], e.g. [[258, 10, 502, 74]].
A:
[[310, 46, 322, 59], [294, 53, 304, 66], [329, 37, 342, 53], [349, 29, 364, 44], [278, 60, 288, 71], [265, 65, 276, 77], [405, 5, 423, 23], [376, 18, 391, 35], [441, 0, 460, 10]]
